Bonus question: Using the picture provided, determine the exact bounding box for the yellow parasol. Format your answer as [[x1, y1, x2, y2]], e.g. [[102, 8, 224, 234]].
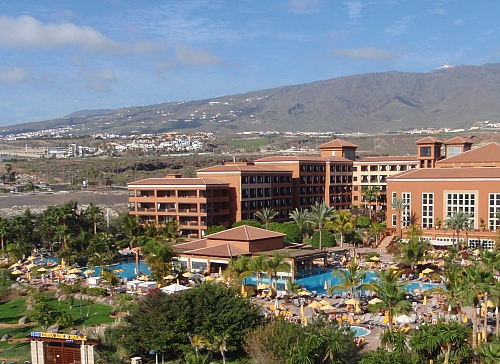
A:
[[165, 274, 176, 280], [68, 268, 82, 274], [27, 256, 36, 261], [113, 268, 125, 273], [390, 265, 399, 270], [12, 269, 24, 275], [9, 263, 21, 269], [182, 272, 192, 278], [300, 303, 305, 321], [257, 283, 270, 290], [85, 269, 95, 276], [218, 266, 222, 275], [37, 267, 48, 272], [462, 313, 468, 324], [368, 297, 382, 305], [303, 315, 308, 327], [319, 304, 336, 311], [318, 299, 330, 306], [345, 298, 359, 305], [324, 281, 328, 290], [298, 290, 311, 296], [202, 275, 214, 281], [137, 275, 150, 281], [241, 284, 245, 296], [370, 256, 380, 261], [422, 268, 434, 274], [308, 301, 323, 309], [423, 295, 427, 306]]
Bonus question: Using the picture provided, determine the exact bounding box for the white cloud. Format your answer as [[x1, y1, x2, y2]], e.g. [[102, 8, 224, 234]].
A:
[[346, 1, 364, 19], [385, 15, 412, 36], [330, 46, 392, 59], [0, 15, 123, 53], [174, 45, 223, 66], [0, 67, 31, 83], [83, 69, 117, 82], [453, 19, 464, 26]]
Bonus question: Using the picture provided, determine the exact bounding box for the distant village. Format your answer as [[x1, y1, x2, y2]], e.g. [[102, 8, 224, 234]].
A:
[[0, 118, 498, 160]]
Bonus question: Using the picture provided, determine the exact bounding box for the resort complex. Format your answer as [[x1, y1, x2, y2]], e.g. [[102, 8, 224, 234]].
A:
[[128, 136, 500, 249]]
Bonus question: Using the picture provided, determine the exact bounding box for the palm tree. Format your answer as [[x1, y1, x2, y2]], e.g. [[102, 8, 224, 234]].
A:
[[210, 334, 228, 364], [367, 269, 411, 330], [143, 239, 176, 283], [264, 251, 291, 289], [307, 202, 335, 251], [224, 255, 252, 284], [0, 217, 9, 256], [428, 263, 466, 322], [254, 207, 278, 230], [327, 209, 354, 248], [460, 262, 494, 348], [445, 210, 471, 250], [84, 204, 103, 234], [248, 254, 268, 288], [397, 237, 431, 271], [289, 208, 312, 241], [390, 197, 408, 239], [327, 261, 371, 298], [368, 222, 387, 247], [361, 185, 380, 221]]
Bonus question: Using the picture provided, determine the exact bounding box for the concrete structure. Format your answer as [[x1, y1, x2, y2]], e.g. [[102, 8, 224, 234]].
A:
[[128, 175, 231, 239], [387, 142, 500, 250], [29, 332, 98, 364], [174, 225, 327, 279]]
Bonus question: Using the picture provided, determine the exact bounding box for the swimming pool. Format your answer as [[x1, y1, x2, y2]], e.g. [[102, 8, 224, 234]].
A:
[[351, 325, 371, 337], [82, 260, 150, 280]]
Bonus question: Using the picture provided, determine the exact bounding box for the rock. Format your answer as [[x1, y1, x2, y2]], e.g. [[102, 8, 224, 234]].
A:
[[70, 329, 80, 335], [1, 334, 10, 341], [18, 316, 30, 324], [47, 324, 60, 333], [74, 293, 82, 300]]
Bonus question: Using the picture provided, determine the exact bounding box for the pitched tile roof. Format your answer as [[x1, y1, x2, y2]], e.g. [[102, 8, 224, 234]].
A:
[[436, 143, 500, 165], [443, 136, 473, 145], [178, 243, 250, 258], [255, 156, 351, 163], [196, 164, 291, 173], [206, 225, 285, 241], [127, 177, 229, 187], [387, 167, 500, 181], [415, 136, 444, 144], [318, 139, 358, 149]]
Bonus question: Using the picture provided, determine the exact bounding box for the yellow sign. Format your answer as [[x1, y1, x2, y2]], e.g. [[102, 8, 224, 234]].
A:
[[31, 332, 87, 341]]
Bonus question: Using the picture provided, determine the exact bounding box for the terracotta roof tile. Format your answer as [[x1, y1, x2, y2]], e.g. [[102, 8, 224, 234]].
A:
[[415, 136, 444, 144], [180, 243, 250, 258], [388, 167, 500, 181], [207, 225, 285, 241], [436, 143, 500, 164], [318, 139, 358, 149], [127, 177, 229, 187], [443, 136, 473, 145], [196, 164, 291, 173]]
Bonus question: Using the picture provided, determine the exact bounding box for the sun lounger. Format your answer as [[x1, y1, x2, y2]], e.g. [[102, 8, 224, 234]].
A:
[[361, 313, 373, 324]]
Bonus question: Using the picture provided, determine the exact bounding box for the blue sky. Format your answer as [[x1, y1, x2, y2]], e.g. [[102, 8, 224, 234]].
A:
[[0, 0, 498, 126]]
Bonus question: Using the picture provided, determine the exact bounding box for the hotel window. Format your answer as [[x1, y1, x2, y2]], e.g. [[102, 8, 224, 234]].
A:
[[392, 214, 397, 227], [391, 192, 397, 205], [422, 193, 434, 229], [447, 146, 461, 157], [419, 147, 431, 157], [446, 192, 476, 219], [488, 193, 500, 231], [402, 192, 411, 227]]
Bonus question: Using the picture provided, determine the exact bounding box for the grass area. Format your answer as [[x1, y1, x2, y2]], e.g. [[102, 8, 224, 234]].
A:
[[226, 138, 270, 151], [0, 294, 115, 362]]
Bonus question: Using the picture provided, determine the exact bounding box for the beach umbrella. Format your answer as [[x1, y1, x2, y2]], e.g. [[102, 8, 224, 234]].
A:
[[27, 256, 36, 261], [368, 297, 382, 305], [423, 295, 427, 306], [218, 266, 222, 275], [241, 284, 245, 296], [284, 280, 288, 291], [462, 313, 468, 324], [182, 272, 192, 278], [308, 301, 323, 309], [202, 275, 214, 281], [26, 263, 36, 269], [396, 315, 412, 324], [324, 281, 328, 290], [345, 298, 359, 306], [422, 268, 434, 274], [12, 269, 24, 275], [9, 263, 21, 269], [85, 269, 95, 276], [37, 267, 48, 272], [113, 268, 125, 273], [164, 274, 176, 280], [68, 268, 82, 274], [320, 304, 336, 311], [298, 290, 311, 296], [138, 275, 150, 281], [300, 303, 305, 321], [303, 315, 308, 327], [390, 265, 399, 270], [257, 283, 270, 290], [370, 256, 380, 261], [318, 299, 330, 307]]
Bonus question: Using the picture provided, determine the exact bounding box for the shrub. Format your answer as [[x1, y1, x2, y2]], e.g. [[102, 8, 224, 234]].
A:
[[310, 230, 336, 248]]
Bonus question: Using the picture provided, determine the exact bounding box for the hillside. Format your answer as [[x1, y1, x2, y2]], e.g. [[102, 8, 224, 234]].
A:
[[3, 63, 500, 135]]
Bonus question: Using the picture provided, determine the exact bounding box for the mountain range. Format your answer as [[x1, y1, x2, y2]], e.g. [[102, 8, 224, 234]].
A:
[[4, 63, 500, 135]]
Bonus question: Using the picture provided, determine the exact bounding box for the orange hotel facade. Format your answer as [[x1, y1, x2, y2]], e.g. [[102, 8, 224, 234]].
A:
[[128, 137, 500, 249]]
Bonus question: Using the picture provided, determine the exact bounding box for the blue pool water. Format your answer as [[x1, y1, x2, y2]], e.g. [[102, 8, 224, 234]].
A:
[[82, 260, 150, 280], [243, 269, 441, 295], [351, 325, 371, 337]]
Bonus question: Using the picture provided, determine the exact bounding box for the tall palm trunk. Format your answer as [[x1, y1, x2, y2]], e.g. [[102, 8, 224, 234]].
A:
[[472, 297, 478, 348], [484, 291, 489, 342], [496, 305, 499, 337]]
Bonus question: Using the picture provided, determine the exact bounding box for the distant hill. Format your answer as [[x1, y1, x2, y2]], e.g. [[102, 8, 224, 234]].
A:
[[4, 63, 500, 135]]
